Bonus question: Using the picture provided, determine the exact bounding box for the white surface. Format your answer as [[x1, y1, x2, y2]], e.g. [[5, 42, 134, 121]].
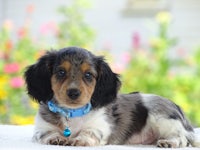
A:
[[0, 125, 200, 150]]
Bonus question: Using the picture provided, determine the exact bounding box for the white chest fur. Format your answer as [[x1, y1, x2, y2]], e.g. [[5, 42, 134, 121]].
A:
[[65, 108, 112, 143]]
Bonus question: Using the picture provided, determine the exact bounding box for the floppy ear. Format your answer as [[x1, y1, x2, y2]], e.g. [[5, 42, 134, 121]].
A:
[[91, 57, 121, 108], [24, 51, 57, 104]]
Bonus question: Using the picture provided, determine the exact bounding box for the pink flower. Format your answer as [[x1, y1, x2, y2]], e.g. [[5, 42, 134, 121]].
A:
[[10, 77, 24, 88], [122, 52, 131, 64], [111, 63, 126, 74], [39, 21, 58, 35], [132, 32, 141, 49], [26, 4, 35, 14], [17, 27, 27, 39], [3, 63, 20, 74], [177, 48, 186, 57]]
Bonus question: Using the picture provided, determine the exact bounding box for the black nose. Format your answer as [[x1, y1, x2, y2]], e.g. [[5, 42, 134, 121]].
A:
[[67, 89, 81, 100]]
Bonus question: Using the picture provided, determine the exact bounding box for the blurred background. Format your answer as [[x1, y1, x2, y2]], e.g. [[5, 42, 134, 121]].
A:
[[0, 0, 200, 126]]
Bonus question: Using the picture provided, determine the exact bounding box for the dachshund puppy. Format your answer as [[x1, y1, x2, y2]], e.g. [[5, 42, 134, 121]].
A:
[[25, 47, 200, 148]]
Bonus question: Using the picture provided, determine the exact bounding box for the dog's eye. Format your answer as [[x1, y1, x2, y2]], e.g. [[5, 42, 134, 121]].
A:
[[57, 69, 66, 78], [84, 72, 93, 81]]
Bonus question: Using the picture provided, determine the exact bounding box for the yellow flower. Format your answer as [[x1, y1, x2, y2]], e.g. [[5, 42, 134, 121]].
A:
[[10, 115, 35, 125], [156, 11, 171, 24], [0, 90, 7, 100], [30, 100, 38, 109], [0, 75, 8, 85], [0, 75, 8, 100]]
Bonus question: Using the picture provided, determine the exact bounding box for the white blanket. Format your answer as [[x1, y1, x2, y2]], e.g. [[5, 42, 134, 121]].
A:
[[0, 125, 199, 150]]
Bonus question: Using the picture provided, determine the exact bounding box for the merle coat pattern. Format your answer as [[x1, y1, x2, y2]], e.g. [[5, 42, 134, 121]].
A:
[[25, 47, 200, 148]]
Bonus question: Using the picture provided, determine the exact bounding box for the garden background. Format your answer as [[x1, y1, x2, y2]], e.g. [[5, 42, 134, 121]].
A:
[[0, 0, 200, 126]]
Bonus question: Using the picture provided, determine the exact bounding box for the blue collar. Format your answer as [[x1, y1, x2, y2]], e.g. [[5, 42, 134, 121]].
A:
[[47, 100, 92, 118]]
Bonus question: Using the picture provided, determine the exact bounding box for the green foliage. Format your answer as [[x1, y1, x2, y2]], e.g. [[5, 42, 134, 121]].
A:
[[121, 12, 200, 126], [56, 0, 95, 48]]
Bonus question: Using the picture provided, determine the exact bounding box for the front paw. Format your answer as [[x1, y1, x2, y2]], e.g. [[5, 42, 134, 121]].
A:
[[68, 130, 101, 146], [68, 136, 98, 146], [157, 139, 177, 148], [68, 137, 91, 146], [34, 131, 69, 146], [47, 135, 68, 145]]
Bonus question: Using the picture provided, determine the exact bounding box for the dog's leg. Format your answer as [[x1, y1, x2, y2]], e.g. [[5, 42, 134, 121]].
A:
[[157, 136, 188, 148], [68, 129, 103, 146], [33, 130, 68, 145], [33, 112, 69, 145], [152, 116, 192, 148]]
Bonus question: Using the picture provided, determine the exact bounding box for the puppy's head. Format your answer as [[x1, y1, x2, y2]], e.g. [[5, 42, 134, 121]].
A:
[[25, 47, 120, 108]]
